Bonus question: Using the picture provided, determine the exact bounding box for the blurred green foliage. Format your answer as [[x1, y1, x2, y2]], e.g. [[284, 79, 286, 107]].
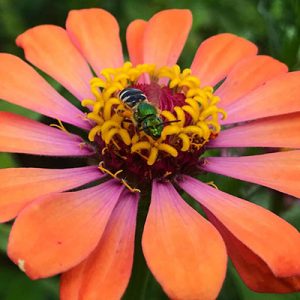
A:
[[0, 0, 299, 299]]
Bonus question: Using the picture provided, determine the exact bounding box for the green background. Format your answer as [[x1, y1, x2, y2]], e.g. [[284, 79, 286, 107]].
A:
[[0, 0, 300, 299]]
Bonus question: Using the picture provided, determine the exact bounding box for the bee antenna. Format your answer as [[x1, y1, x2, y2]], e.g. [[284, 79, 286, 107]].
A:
[[160, 120, 181, 126]]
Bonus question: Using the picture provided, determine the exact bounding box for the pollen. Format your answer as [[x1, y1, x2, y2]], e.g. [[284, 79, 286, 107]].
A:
[[82, 62, 226, 188]]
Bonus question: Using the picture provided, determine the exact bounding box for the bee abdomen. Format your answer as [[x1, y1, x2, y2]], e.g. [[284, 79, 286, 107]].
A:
[[119, 88, 147, 107]]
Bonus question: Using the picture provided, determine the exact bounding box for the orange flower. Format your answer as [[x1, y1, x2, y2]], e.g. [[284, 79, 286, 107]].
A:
[[1, 8, 300, 300]]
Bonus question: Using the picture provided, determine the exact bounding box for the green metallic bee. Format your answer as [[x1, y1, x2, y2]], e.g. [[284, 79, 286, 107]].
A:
[[119, 88, 164, 139]]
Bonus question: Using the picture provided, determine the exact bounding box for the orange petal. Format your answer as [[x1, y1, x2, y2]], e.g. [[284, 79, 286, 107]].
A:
[[17, 25, 94, 101], [143, 9, 192, 67], [179, 176, 300, 292], [216, 55, 288, 107], [223, 71, 300, 124], [66, 8, 123, 74], [60, 190, 138, 300], [191, 33, 257, 87], [207, 211, 300, 293], [0, 112, 93, 156], [8, 180, 124, 279], [209, 112, 300, 148], [203, 150, 300, 198], [126, 19, 147, 66], [0, 54, 89, 130], [0, 166, 102, 222], [61, 264, 85, 300], [142, 180, 227, 300]]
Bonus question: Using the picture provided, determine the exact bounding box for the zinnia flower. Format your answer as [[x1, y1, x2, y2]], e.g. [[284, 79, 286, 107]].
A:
[[1, 7, 300, 300]]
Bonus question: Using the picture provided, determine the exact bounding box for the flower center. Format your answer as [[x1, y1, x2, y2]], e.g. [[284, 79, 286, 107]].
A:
[[82, 62, 226, 191]]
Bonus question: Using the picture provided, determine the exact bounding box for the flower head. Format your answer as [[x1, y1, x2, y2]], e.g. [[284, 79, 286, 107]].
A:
[[1, 7, 300, 300]]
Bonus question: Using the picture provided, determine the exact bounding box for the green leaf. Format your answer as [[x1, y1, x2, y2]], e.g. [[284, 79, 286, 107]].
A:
[[0, 100, 40, 120], [281, 202, 300, 230], [0, 153, 17, 168], [0, 259, 59, 300], [229, 261, 300, 300], [0, 224, 10, 253]]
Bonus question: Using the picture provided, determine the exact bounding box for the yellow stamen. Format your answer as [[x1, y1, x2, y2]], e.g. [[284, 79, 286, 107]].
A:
[[207, 120, 221, 134], [147, 147, 159, 166], [103, 127, 131, 146], [93, 101, 104, 115], [87, 112, 104, 124], [182, 104, 199, 122], [79, 142, 87, 150], [121, 179, 141, 193], [174, 106, 186, 126], [50, 119, 71, 135], [82, 61, 226, 167], [118, 129, 132, 145], [111, 138, 121, 150], [103, 98, 121, 120], [131, 134, 140, 144], [98, 162, 140, 193], [196, 121, 211, 136], [101, 147, 108, 155], [101, 120, 120, 133], [163, 171, 173, 178], [103, 128, 119, 144], [178, 133, 190, 151], [157, 143, 178, 157], [183, 125, 204, 137], [207, 181, 219, 190], [131, 141, 151, 153], [131, 137, 178, 165], [98, 161, 118, 177], [81, 99, 96, 107], [161, 110, 176, 122], [161, 125, 181, 140], [185, 98, 200, 114], [88, 125, 102, 142]]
